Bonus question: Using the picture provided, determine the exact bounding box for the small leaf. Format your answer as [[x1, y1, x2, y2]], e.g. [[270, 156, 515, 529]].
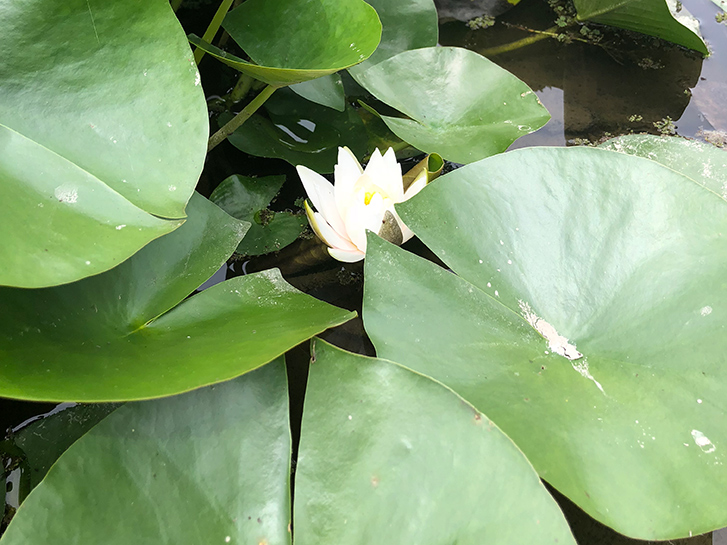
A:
[[190, 0, 382, 86], [574, 0, 708, 54], [354, 47, 550, 163]]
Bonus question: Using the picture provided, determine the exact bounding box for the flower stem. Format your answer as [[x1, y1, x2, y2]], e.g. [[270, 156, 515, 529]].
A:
[[480, 25, 560, 56], [193, 0, 235, 64], [208, 84, 277, 152]]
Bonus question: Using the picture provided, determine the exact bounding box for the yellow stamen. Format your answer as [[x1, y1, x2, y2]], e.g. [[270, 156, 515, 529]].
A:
[[364, 191, 376, 205]]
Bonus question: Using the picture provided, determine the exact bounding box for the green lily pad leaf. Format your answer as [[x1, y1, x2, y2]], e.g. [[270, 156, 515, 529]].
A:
[[295, 339, 576, 545], [227, 88, 375, 173], [354, 47, 550, 163], [599, 134, 727, 198], [0, 0, 208, 288], [363, 146, 727, 539], [210, 175, 308, 256], [348, 0, 439, 77], [1, 361, 292, 545], [190, 0, 381, 87], [11, 404, 121, 494], [290, 74, 346, 111], [574, 0, 708, 55], [0, 194, 354, 402]]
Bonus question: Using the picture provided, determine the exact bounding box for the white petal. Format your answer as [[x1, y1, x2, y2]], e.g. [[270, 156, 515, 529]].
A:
[[309, 207, 358, 252], [344, 192, 387, 252], [334, 147, 363, 216], [305, 201, 357, 250], [297, 165, 346, 235], [328, 247, 365, 262], [364, 147, 404, 202]]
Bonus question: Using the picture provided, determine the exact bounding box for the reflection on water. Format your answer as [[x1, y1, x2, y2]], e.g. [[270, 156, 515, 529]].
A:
[[439, 0, 727, 147]]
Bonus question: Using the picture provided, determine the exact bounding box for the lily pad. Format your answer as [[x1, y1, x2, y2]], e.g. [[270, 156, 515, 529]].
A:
[[363, 146, 727, 539], [210, 175, 308, 256], [0, 194, 354, 402], [0, 0, 208, 288], [0, 361, 292, 545], [189, 0, 381, 87], [599, 134, 727, 198], [574, 0, 708, 55], [295, 339, 577, 545], [354, 47, 550, 163], [347, 0, 439, 77]]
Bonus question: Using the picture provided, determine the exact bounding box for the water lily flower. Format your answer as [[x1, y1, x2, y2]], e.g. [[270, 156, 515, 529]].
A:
[[296, 147, 428, 262]]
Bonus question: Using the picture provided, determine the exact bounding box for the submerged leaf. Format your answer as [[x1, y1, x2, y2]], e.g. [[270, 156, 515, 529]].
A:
[[210, 175, 307, 256]]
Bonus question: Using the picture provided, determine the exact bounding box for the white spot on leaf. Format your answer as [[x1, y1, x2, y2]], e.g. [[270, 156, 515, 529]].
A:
[[519, 300, 583, 360], [54, 185, 78, 204], [691, 429, 716, 453], [701, 306, 712, 316]]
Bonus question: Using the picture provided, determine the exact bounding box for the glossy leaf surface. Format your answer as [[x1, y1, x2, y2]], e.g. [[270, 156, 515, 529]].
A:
[[191, 0, 381, 86], [355, 47, 550, 163], [210, 175, 307, 256], [0, 0, 208, 288], [574, 0, 708, 54], [1, 362, 292, 545], [348, 0, 438, 77], [0, 194, 354, 402], [363, 146, 727, 539], [295, 339, 576, 545]]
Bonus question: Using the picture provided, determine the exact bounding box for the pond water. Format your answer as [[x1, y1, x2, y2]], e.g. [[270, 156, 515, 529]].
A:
[[3, 0, 727, 542], [440, 0, 727, 149]]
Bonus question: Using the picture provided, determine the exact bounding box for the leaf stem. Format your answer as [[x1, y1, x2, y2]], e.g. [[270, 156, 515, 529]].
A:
[[194, 0, 235, 64], [480, 25, 561, 56], [208, 84, 277, 152]]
